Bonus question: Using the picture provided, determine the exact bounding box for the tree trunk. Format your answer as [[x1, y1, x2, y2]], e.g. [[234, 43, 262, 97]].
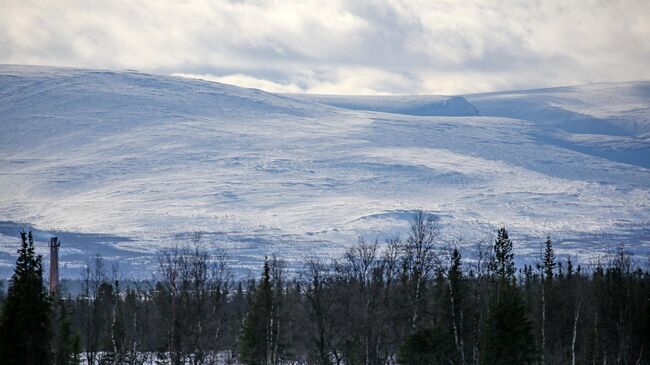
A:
[[571, 301, 580, 365], [411, 277, 421, 330], [541, 281, 546, 365], [449, 279, 464, 364]]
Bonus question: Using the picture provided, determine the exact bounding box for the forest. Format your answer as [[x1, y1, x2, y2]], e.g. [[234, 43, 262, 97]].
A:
[[0, 212, 648, 365]]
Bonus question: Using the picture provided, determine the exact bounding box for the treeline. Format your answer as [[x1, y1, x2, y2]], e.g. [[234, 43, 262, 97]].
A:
[[0, 213, 649, 364]]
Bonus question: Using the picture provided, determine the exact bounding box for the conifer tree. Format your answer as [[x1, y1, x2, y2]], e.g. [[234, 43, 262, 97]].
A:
[[542, 236, 556, 281], [490, 227, 515, 285], [238, 259, 273, 365], [539, 235, 556, 364], [482, 228, 536, 364], [0, 231, 52, 365], [482, 285, 536, 364], [52, 299, 76, 365], [398, 326, 453, 365]]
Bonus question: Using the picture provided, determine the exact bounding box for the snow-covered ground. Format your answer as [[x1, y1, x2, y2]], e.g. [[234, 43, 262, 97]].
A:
[[0, 65, 648, 277], [283, 94, 479, 117]]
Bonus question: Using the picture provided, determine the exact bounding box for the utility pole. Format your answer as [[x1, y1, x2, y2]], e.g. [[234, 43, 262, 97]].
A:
[[49, 237, 60, 296]]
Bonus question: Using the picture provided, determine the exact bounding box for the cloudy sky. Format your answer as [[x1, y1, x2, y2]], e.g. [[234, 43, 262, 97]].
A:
[[1, 0, 649, 95]]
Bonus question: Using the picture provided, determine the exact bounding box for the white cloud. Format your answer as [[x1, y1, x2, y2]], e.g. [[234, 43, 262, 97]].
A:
[[174, 67, 419, 95], [1, 0, 649, 94], [173, 72, 303, 93]]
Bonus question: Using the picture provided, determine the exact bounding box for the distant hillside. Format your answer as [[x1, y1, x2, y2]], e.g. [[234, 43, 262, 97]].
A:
[[0, 65, 648, 276]]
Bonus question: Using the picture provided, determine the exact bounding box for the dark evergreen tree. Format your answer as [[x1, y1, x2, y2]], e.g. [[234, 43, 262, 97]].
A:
[[238, 259, 273, 365], [0, 231, 52, 365], [0, 280, 5, 304], [482, 285, 536, 365], [482, 228, 536, 365], [542, 236, 556, 281], [52, 299, 77, 365], [539, 235, 556, 363], [398, 326, 453, 365], [490, 228, 515, 285]]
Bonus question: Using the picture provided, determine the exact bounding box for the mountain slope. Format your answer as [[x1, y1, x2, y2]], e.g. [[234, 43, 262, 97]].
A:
[[284, 94, 479, 116], [466, 82, 650, 137], [0, 65, 648, 276], [465, 83, 650, 168]]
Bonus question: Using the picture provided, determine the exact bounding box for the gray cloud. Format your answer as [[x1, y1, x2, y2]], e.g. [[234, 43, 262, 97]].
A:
[[1, 0, 649, 94]]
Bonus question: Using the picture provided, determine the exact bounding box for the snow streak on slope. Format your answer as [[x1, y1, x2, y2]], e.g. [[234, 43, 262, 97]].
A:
[[0, 66, 648, 277], [284, 94, 479, 117]]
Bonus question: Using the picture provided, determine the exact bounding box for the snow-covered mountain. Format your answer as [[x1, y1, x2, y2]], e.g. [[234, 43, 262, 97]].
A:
[[0, 65, 648, 277]]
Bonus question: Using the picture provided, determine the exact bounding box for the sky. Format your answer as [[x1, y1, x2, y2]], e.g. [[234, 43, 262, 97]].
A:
[[1, 0, 649, 95]]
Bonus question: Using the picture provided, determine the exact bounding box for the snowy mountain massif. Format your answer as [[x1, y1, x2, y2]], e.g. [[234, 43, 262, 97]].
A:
[[0, 65, 648, 277]]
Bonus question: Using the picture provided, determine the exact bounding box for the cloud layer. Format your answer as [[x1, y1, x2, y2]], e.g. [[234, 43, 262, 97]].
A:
[[2, 0, 649, 94]]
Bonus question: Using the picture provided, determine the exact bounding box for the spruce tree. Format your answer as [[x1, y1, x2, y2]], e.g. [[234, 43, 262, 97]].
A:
[[490, 227, 515, 285], [540, 236, 556, 364], [238, 259, 273, 365], [0, 231, 52, 365], [52, 299, 76, 365], [542, 236, 556, 281], [482, 228, 536, 364], [482, 285, 536, 364], [398, 326, 453, 365]]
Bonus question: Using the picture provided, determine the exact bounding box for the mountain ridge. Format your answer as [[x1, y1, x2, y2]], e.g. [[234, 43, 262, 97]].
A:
[[0, 65, 648, 276]]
